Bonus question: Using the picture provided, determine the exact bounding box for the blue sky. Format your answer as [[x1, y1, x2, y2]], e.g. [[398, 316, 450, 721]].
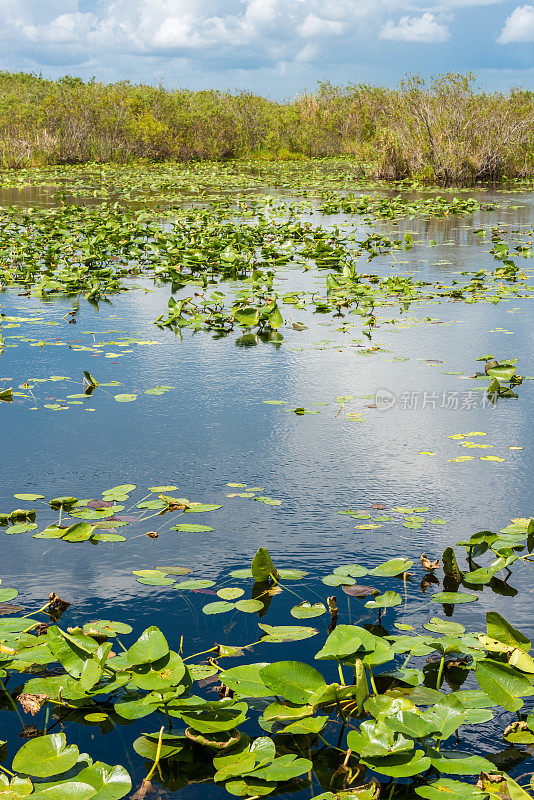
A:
[[1, 0, 533, 96]]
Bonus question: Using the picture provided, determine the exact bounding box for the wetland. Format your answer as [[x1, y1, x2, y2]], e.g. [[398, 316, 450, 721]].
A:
[[0, 158, 534, 800]]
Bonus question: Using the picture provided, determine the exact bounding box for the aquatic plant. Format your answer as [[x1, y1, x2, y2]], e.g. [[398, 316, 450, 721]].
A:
[[1, 535, 534, 797]]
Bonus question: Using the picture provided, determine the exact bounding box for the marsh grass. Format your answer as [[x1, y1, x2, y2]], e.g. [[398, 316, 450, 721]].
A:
[[0, 71, 532, 184]]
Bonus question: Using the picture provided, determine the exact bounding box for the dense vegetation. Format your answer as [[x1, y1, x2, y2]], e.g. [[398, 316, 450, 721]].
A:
[[1, 152, 534, 797], [0, 71, 533, 184]]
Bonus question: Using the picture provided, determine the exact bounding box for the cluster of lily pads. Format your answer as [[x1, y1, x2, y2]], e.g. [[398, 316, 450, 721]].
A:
[[0, 484, 225, 544], [318, 193, 494, 219], [0, 161, 531, 353], [1, 535, 534, 799], [0, 158, 500, 204]]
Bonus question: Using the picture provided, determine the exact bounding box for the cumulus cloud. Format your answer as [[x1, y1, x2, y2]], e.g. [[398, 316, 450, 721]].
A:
[[21, 12, 96, 44], [379, 12, 450, 41], [0, 0, 451, 60], [0, 0, 530, 93], [295, 43, 318, 62], [297, 14, 345, 38], [497, 4, 534, 43]]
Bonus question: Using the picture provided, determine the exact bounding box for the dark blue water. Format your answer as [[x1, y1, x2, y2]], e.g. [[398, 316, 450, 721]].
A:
[[0, 186, 533, 795]]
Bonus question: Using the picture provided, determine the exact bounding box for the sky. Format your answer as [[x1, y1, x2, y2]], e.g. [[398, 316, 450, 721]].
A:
[[1, 0, 533, 97]]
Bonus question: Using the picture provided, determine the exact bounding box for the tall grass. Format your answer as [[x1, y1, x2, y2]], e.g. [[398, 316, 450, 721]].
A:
[[0, 70, 532, 184]]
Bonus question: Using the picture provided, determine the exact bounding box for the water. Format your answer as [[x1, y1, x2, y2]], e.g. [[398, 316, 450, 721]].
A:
[[0, 177, 533, 795]]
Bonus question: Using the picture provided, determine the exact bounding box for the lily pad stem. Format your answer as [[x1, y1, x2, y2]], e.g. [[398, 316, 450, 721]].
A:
[[22, 599, 53, 619], [316, 733, 345, 754], [183, 646, 219, 662], [367, 667, 377, 695], [145, 726, 164, 781], [436, 655, 445, 689]]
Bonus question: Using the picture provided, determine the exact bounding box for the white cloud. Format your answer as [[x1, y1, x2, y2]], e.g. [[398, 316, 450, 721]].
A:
[[497, 4, 534, 43], [0, 0, 531, 94], [380, 12, 450, 41], [295, 42, 318, 61], [0, 0, 452, 58], [297, 14, 345, 37], [22, 12, 96, 44]]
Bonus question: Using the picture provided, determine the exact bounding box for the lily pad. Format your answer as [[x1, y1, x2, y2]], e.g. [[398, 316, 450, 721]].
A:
[[171, 523, 214, 532], [290, 602, 326, 619], [431, 593, 478, 604]]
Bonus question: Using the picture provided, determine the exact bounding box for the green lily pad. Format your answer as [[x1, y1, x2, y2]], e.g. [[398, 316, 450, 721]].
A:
[[235, 599, 264, 613], [365, 591, 402, 609], [171, 523, 214, 532], [203, 601, 235, 615], [12, 733, 79, 777], [431, 593, 478, 604], [6, 522, 37, 534], [290, 602, 326, 619], [174, 579, 216, 591], [184, 504, 222, 513], [371, 558, 413, 576], [258, 624, 318, 643], [217, 587, 245, 600]]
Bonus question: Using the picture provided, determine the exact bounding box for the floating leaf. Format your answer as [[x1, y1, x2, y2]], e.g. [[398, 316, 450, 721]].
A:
[[219, 663, 273, 697], [171, 523, 214, 533], [62, 522, 95, 542], [203, 601, 235, 615], [183, 504, 222, 513], [322, 574, 355, 587], [91, 532, 126, 542], [260, 661, 326, 704], [371, 558, 413, 577], [174, 579, 216, 591], [429, 752, 496, 775], [229, 569, 253, 579], [343, 585, 378, 598], [217, 587, 244, 600], [277, 569, 308, 580], [235, 599, 264, 613], [12, 733, 79, 777], [259, 624, 318, 643], [7, 522, 37, 534], [136, 576, 175, 586], [290, 602, 326, 619], [431, 593, 478, 604], [365, 591, 402, 609]]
